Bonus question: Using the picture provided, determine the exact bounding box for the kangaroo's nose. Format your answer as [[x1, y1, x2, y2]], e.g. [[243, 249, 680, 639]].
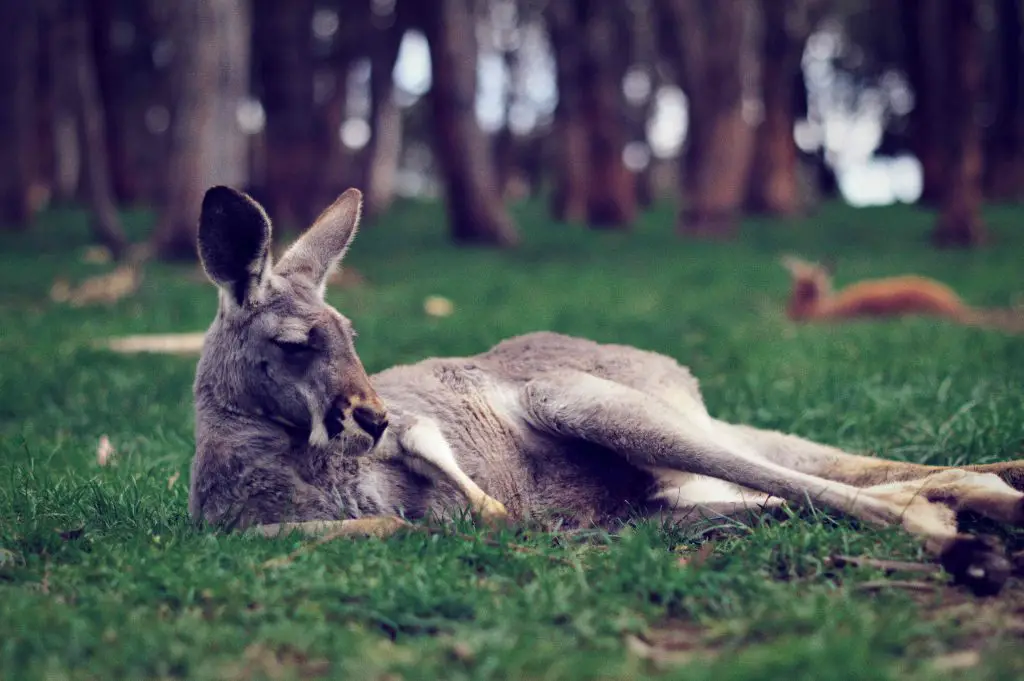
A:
[[352, 405, 388, 442]]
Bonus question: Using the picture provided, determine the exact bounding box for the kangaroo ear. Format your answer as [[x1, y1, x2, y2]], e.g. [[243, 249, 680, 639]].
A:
[[197, 186, 273, 308], [780, 254, 807, 276], [275, 188, 363, 296]]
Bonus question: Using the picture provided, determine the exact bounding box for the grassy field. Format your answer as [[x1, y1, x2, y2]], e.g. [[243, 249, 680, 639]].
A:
[[2, 198, 1023, 680]]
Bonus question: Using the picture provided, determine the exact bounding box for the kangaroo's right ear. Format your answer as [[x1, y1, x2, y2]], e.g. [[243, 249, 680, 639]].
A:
[[197, 186, 273, 309], [780, 254, 809, 277]]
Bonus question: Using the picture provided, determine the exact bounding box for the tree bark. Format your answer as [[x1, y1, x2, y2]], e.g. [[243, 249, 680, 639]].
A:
[[744, 0, 819, 216], [579, 0, 635, 228], [419, 0, 518, 247], [50, 1, 129, 259], [657, 0, 756, 237], [362, 20, 405, 220], [151, 0, 251, 260], [86, 0, 134, 204], [902, 0, 948, 205], [0, 2, 39, 229], [545, 0, 589, 223], [253, 0, 317, 230], [984, 0, 1024, 202], [932, 0, 986, 248], [625, 0, 659, 209]]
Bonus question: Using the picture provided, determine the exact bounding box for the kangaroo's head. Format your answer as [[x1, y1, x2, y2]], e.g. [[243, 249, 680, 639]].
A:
[[780, 255, 834, 319], [194, 186, 388, 457]]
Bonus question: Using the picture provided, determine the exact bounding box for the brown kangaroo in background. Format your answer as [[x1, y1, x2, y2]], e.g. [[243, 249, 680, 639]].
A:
[[781, 255, 1024, 333], [188, 186, 1024, 595]]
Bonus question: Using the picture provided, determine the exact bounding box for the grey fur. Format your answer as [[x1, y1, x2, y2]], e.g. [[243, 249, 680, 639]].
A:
[[190, 187, 1024, 591]]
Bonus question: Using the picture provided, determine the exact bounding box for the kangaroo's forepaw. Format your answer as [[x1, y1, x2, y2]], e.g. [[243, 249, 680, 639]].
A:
[[940, 534, 1011, 597], [474, 496, 510, 527]]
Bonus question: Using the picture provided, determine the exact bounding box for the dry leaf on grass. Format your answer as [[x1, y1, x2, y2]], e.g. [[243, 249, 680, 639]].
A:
[[424, 295, 454, 318], [625, 621, 720, 669], [219, 643, 330, 681], [676, 541, 715, 568], [50, 265, 141, 307], [167, 471, 181, 490], [96, 435, 115, 466], [0, 548, 24, 567]]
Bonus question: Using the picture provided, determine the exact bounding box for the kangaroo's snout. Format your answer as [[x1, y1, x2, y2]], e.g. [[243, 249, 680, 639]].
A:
[[324, 393, 388, 444], [353, 405, 389, 442]]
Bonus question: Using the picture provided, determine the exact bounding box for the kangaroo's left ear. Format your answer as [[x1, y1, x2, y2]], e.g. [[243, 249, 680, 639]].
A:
[[275, 188, 363, 296]]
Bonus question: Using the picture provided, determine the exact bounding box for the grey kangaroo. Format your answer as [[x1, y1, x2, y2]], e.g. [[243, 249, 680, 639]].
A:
[[189, 186, 1024, 595]]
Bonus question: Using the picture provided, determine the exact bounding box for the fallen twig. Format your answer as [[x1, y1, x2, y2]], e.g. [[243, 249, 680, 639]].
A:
[[855, 579, 938, 593], [831, 554, 940, 574], [101, 332, 206, 355]]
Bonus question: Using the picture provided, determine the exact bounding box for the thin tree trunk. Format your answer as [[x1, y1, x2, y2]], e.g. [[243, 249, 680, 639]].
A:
[[933, 0, 986, 248], [420, 0, 518, 247], [657, 0, 756, 237], [362, 21, 405, 219], [984, 0, 1024, 201], [902, 0, 947, 205], [314, 53, 352, 208], [625, 0, 659, 209], [580, 0, 636, 228], [494, 47, 519, 201], [253, 0, 317, 229], [546, 0, 589, 223], [745, 0, 819, 216], [86, 0, 135, 204], [49, 2, 129, 259], [0, 2, 39, 229], [151, 0, 251, 260]]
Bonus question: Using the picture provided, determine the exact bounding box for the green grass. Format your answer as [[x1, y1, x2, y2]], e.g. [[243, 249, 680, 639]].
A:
[[2, 198, 1023, 680]]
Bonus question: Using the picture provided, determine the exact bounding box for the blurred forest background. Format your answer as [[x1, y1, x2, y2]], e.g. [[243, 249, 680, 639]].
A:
[[0, 0, 1021, 266]]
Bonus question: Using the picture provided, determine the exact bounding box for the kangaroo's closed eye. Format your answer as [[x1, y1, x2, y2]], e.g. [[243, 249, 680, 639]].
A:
[[273, 339, 313, 356]]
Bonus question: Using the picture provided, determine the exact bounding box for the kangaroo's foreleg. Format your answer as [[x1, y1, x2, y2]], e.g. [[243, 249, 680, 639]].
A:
[[391, 416, 508, 524]]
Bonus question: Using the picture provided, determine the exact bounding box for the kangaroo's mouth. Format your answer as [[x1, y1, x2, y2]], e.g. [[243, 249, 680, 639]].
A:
[[325, 402, 345, 440]]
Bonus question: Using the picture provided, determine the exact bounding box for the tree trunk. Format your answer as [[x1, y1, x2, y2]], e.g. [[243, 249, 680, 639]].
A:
[[657, 0, 756, 237], [625, 0, 659, 209], [151, 0, 251, 260], [902, 0, 948, 205], [933, 0, 986, 248], [545, 0, 589, 223], [419, 0, 518, 247], [984, 0, 1024, 202], [253, 0, 317, 230], [745, 0, 818, 216], [0, 2, 39, 229], [362, 21, 405, 220], [313, 52, 352, 209], [579, 0, 635, 228], [86, 0, 134, 204], [50, 1, 129, 259]]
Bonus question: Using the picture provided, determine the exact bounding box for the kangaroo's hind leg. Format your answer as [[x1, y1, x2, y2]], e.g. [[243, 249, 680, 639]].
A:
[[715, 421, 1024, 523], [520, 370, 1013, 594]]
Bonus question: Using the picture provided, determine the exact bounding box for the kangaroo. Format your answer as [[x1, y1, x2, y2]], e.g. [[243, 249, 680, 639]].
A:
[[781, 255, 1024, 333], [190, 186, 1024, 595]]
